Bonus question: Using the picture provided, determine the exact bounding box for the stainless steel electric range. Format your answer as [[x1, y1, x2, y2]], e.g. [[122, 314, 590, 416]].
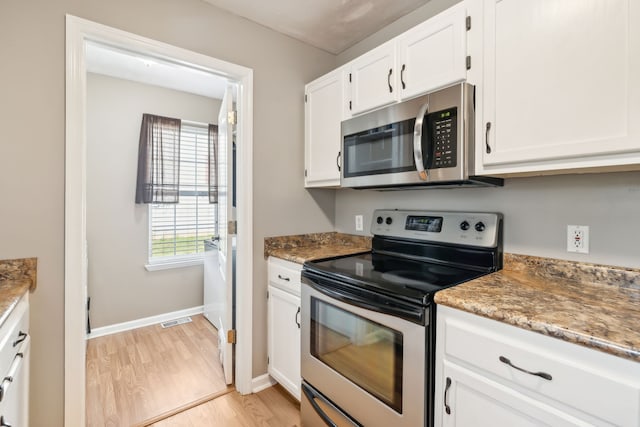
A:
[[300, 209, 503, 427]]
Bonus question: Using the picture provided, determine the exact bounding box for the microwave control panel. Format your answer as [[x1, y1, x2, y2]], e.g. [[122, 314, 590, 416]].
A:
[[428, 107, 457, 169]]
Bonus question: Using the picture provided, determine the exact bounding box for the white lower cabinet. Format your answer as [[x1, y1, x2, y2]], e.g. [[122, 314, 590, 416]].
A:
[[435, 306, 640, 427], [0, 294, 30, 427], [267, 257, 302, 400]]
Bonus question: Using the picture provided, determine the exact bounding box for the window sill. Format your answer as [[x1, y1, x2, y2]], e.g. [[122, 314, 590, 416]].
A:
[[145, 257, 204, 272]]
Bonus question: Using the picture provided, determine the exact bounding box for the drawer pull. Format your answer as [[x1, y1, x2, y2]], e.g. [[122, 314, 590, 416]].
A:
[[277, 274, 290, 282], [12, 331, 27, 347], [499, 356, 552, 381], [444, 377, 452, 414]]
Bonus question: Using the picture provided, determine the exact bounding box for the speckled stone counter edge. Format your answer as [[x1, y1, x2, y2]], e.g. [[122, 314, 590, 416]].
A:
[[0, 257, 37, 328], [264, 232, 371, 262], [436, 253, 640, 361], [505, 253, 640, 290]]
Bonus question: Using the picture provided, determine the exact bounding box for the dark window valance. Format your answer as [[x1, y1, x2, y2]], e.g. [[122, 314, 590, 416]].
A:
[[135, 113, 181, 204], [208, 124, 219, 204]]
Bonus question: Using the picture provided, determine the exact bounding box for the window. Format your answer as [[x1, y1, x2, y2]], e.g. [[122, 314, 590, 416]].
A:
[[148, 123, 216, 264]]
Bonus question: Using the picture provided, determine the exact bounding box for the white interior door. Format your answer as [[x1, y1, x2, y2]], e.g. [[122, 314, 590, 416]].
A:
[[217, 84, 236, 385]]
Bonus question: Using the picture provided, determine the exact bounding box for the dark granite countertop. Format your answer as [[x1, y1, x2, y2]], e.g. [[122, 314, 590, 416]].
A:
[[264, 232, 371, 264], [0, 258, 36, 328], [435, 254, 640, 362]]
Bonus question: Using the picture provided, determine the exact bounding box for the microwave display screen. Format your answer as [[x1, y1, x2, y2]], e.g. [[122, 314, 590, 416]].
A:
[[405, 216, 443, 233]]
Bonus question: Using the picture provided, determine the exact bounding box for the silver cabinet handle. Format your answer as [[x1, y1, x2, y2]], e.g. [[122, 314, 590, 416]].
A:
[[413, 101, 430, 181], [444, 377, 452, 415], [499, 356, 552, 381], [277, 274, 290, 282], [387, 68, 393, 93], [295, 307, 301, 329], [485, 122, 492, 154]]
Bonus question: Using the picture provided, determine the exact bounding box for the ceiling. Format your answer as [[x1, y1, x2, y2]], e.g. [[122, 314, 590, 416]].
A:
[[202, 0, 431, 54], [85, 41, 228, 99]]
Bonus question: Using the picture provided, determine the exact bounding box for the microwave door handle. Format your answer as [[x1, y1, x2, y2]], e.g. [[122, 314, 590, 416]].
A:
[[413, 101, 430, 181]]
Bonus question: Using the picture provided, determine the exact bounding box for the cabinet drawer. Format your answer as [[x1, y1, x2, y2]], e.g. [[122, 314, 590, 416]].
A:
[[268, 257, 302, 296], [442, 308, 640, 426], [0, 295, 29, 379]]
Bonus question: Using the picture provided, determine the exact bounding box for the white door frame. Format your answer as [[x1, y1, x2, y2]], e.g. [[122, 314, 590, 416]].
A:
[[65, 15, 254, 426]]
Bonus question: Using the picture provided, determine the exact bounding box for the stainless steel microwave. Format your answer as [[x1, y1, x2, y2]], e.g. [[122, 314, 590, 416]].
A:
[[341, 83, 503, 189]]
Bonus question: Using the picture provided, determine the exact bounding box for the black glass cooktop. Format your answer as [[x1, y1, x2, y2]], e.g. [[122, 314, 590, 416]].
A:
[[304, 252, 486, 305]]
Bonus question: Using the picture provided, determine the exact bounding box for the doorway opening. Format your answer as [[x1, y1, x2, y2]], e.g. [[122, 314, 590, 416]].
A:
[[65, 15, 254, 426]]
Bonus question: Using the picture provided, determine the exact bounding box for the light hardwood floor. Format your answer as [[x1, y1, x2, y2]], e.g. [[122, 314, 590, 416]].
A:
[[86, 314, 300, 426]]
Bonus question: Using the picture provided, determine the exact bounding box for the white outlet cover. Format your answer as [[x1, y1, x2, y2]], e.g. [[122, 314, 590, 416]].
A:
[[355, 215, 364, 231], [567, 225, 589, 254]]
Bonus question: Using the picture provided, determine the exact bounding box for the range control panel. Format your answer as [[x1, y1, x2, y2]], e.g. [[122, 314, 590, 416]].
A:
[[371, 209, 502, 248]]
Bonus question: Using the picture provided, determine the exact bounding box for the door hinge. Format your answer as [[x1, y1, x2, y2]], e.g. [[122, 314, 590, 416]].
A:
[[304, 169, 307, 177], [304, 94, 308, 103], [466, 56, 471, 70], [227, 329, 237, 344], [267, 356, 270, 365], [228, 220, 237, 235], [267, 290, 269, 299], [349, 100, 352, 110], [228, 110, 237, 125], [466, 16, 471, 31], [349, 73, 352, 83]]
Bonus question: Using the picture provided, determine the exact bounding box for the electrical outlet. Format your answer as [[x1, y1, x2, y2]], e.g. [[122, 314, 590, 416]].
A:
[[355, 215, 364, 231], [567, 225, 589, 254]]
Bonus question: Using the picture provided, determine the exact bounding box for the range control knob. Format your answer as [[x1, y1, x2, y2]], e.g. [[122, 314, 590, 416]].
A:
[[460, 220, 470, 231], [385, 217, 393, 225], [376, 216, 384, 224], [475, 221, 486, 232]]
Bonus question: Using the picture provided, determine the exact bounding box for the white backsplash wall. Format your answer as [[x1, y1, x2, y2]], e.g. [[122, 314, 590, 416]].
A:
[[335, 171, 640, 269]]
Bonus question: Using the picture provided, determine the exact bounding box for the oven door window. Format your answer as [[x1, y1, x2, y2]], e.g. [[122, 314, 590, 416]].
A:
[[310, 297, 403, 413], [343, 118, 416, 178]]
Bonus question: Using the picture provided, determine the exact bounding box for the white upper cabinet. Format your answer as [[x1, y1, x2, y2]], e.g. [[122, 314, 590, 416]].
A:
[[304, 67, 345, 187], [348, 2, 469, 115], [398, 2, 467, 101], [479, 0, 640, 175], [349, 40, 398, 115]]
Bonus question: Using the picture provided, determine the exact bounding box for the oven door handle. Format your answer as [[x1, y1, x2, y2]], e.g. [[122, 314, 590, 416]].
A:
[[413, 101, 430, 182], [303, 274, 426, 325], [302, 382, 363, 427]]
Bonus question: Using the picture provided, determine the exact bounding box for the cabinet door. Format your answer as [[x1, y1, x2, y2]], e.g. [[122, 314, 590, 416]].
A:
[[480, 0, 640, 175], [349, 41, 397, 115], [438, 362, 589, 427], [398, 2, 467, 100], [267, 285, 301, 400], [304, 68, 343, 187]]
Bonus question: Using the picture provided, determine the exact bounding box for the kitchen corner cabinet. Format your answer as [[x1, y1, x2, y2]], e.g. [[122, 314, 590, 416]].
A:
[[434, 306, 640, 427], [304, 68, 345, 187], [267, 257, 302, 400], [349, 1, 468, 115], [478, 0, 640, 175]]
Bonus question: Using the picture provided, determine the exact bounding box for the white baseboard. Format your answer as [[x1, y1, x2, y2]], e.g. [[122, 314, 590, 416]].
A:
[[251, 374, 277, 393], [88, 305, 204, 339]]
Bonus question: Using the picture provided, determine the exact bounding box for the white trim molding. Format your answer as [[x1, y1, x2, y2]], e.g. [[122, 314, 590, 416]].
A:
[[88, 306, 204, 339], [252, 374, 278, 394], [65, 15, 254, 426]]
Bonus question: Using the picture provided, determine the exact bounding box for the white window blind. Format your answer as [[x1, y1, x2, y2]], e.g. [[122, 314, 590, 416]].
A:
[[149, 123, 216, 261]]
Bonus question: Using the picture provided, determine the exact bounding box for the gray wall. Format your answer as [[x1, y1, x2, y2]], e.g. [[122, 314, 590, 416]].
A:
[[87, 73, 221, 328], [333, 0, 640, 270], [335, 172, 640, 269], [0, 1, 335, 425]]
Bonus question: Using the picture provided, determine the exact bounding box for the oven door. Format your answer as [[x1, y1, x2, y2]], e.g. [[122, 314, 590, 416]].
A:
[[301, 273, 428, 427]]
